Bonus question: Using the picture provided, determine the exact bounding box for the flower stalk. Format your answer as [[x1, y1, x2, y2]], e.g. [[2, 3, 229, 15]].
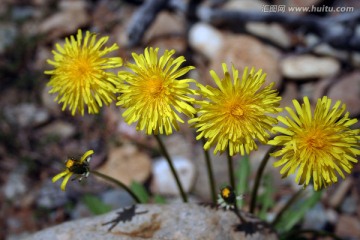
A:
[[226, 147, 236, 189], [91, 170, 141, 204], [271, 188, 304, 227], [155, 134, 188, 202], [250, 145, 277, 214], [201, 137, 217, 203]]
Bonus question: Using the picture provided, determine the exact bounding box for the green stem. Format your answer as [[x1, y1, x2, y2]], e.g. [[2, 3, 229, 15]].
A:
[[249, 145, 277, 214], [201, 138, 217, 203], [154, 134, 188, 202], [91, 170, 141, 203], [271, 188, 304, 227], [226, 148, 235, 189], [281, 229, 343, 240]]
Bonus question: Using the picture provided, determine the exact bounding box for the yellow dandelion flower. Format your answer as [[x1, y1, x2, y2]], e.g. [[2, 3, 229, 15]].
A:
[[45, 29, 123, 116], [116, 47, 196, 135], [52, 150, 94, 191], [269, 96, 360, 190], [190, 64, 282, 156], [217, 185, 243, 210]]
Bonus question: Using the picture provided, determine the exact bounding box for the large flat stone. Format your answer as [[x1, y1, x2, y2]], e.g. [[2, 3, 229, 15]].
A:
[[26, 203, 277, 240]]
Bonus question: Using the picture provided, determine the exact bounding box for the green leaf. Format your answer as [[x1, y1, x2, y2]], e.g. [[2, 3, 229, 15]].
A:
[[235, 155, 250, 207], [130, 181, 149, 203], [82, 194, 112, 215], [276, 190, 322, 233], [153, 194, 166, 204]]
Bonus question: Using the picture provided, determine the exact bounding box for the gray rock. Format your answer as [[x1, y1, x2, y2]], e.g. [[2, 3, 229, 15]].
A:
[[39, 121, 76, 140], [100, 189, 135, 209], [328, 71, 360, 117], [246, 23, 291, 48], [26, 204, 278, 240], [36, 180, 68, 209], [4, 103, 49, 128], [189, 23, 223, 59], [151, 156, 196, 196], [341, 195, 358, 214], [70, 202, 93, 220], [3, 167, 27, 201], [281, 55, 340, 79], [302, 203, 327, 230], [11, 6, 37, 21], [0, 23, 18, 54]]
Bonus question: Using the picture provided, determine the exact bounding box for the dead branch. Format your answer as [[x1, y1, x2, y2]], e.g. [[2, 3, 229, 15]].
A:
[[197, 7, 360, 51], [126, 0, 170, 47], [126, 0, 360, 52]]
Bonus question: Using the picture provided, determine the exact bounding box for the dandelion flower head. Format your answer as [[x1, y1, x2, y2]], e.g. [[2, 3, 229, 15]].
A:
[[117, 47, 196, 135], [45, 29, 123, 115], [190, 64, 282, 156], [217, 185, 243, 210], [52, 150, 94, 191], [269, 96, 360, 190]]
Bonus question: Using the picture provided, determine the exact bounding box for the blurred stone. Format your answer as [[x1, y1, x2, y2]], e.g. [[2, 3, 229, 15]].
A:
[[325, 209, 338, 224], [332, 0, 360, 11], [151, 156, 195, 196], [0, 23, 18, 54], [190, 24, 281, 87], [59, 0, 88, 11], [212, 35, 282, 88], [336, 215, 360, 239], [39, 121, 76, 140], [144, 12, 186, 53], [189, 23, 223, 59], [27, 203, 277, 240], [96, 145, 151, 186], [3, 168, 27, 200], [148, 37, 187, 56], [283, 0, 322, 7], [328, 71, 360, 116], [4, 103, 49, 128], [281, 55, 340, 79], [341, 195, 358, 214], [165, 134, 193, 160], [34, 46, 52, 70], [11, 6, 38, 21], [306, 34, 348, 60], [101, 189, 135, 209], [246, 23, 291, 48], [280, 82, 298, 108], [93, 0, 131, 32], [0, 0, 7, 15], [312, 77, 333, 101], [302, 203, 327, 230], [352, 53, 360, 67], [299, 82, 315, 100], [70, 202, 93, 220], [224, 0, 264, 11], [39, 3, 89, 39], [192, 143, 236, 201], [41, 85, 62, 116], [329, 178, 353, 208], [36, 180, 68, 209]]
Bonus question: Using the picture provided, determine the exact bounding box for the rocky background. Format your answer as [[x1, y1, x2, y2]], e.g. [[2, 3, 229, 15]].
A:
[[1, 0, 360, 239]]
